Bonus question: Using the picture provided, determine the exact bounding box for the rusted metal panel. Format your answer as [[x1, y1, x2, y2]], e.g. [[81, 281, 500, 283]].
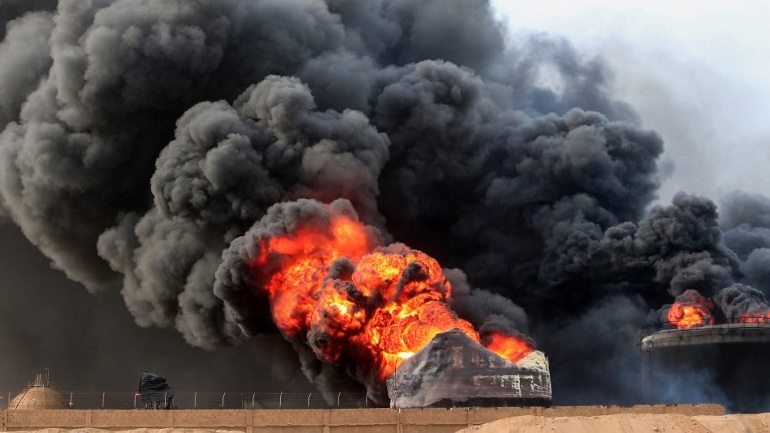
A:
[[386, 330, 551, 408]]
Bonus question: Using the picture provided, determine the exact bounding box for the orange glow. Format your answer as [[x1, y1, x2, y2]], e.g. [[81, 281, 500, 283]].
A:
[[251, 208, 534, 381], [666, 290, 716, 330], [484, 332, 534, 363], [257, 214, 374, 339], [739, 312, 770, 323], [667, 303, 714, 329]]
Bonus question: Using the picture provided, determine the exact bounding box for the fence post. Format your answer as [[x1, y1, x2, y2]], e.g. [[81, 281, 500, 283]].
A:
[[194, 392, 197, 409], [337, 392, 341, 407], [307, 393, 312, 408], [279, 392, 282, 408], [101, 392, 105, 408], [221, 392, 226, 408], [134, 393, 137, 409], [252, 393, 255, 408]]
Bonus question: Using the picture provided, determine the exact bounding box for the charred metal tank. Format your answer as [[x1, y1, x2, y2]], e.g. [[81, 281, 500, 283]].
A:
[[641, 323, 770, 413], [386, 329, 551, 408]]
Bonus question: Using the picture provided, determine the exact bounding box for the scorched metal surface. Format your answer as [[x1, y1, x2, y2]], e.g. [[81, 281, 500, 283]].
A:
[[386, 329, 551, 408]]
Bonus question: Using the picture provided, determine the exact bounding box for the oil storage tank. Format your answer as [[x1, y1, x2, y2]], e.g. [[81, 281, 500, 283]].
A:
[[9, 373, 68, 410], [641, 323, 770, 413], [386, 329, 551, 408]]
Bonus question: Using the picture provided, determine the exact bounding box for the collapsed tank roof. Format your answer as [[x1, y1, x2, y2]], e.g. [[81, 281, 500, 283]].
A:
[[386, 329, 551, 408]]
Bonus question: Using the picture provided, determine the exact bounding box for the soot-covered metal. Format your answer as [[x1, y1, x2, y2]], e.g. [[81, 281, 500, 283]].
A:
[[386, 330, 552, 408]]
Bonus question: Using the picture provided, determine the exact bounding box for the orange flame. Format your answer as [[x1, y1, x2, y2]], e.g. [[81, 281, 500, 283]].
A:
[[252, 211, 534, 380], [257, 215, 374, 339], [738, 312, 770, 323], [484, 332, 534, 363], [667, 303, 714, 329], [666, 290, 716, 329]]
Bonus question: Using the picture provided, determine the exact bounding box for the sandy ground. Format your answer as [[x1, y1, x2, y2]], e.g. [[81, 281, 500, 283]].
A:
[[458, 413, 770, 433]]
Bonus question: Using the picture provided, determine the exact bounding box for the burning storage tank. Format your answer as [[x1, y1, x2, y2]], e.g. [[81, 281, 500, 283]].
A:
[[642, 288, 770, 413], [387, 329, 551, 408], [217, 200, 543, 406]]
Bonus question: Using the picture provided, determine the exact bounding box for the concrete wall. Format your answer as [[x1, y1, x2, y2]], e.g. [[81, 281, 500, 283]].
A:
[[0, 405, 724, 433]]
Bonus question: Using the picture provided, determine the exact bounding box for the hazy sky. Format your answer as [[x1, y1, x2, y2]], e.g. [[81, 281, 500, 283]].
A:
[[491, 1, 770, 205]]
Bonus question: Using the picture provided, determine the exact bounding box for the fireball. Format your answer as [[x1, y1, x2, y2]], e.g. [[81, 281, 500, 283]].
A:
[[250, 207, 533, 380]]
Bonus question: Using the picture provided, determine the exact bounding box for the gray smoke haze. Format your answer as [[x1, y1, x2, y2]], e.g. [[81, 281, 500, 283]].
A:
[[714, 284, 770, 321], [1, 0, 769, 409], [0, 223, 314, 394]]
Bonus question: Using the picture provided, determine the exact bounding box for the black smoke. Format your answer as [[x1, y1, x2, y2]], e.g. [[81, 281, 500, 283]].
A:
[[1, 0, 769, 409]]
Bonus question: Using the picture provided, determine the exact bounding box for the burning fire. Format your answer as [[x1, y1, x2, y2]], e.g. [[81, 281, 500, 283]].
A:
[[661, 286, 770, 329], [666, 290, 715, 329], [484, 332, 534, 363], [738, 312, 770, 323], [251, 208, 533, 380], [668, 304, 714, 329]]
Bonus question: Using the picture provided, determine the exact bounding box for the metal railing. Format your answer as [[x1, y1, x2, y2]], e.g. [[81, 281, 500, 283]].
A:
[[641, 316, 770, 338], [0, 391, 373, 410]]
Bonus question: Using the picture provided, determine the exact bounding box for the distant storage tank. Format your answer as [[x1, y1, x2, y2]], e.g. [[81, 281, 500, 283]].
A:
[[641, 323, 770, 413], [386, 329, 551, 408], [9, 373, 68, 410]]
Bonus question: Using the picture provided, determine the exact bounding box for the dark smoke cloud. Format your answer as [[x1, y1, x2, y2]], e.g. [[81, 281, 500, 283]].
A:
[[488, 34, 641, 123], [600, 193, 738, 299], [0, 223, 313, 395], [1, 0, 769, 409], [536, 295, 649, 405], [720, 191, 770, 231], [714, 284, 770, 321], [446, 268, 530, 336], [740, 249, 770, 295], [719, 192, 770, 296]]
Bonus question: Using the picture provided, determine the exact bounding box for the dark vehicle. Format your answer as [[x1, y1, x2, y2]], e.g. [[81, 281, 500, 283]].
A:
[[138, 371, 176, 409]]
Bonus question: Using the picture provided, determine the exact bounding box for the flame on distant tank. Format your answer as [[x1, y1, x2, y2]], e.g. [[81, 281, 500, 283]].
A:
[[739, 313, 770, 323], [666, 290, 716, 329]]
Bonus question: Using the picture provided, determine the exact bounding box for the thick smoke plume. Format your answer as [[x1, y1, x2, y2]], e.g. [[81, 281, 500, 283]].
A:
[[2, 0, 769, 408]]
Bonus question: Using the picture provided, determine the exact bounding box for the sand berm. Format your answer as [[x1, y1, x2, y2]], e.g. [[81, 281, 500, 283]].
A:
[[458, 412, 770, 433]]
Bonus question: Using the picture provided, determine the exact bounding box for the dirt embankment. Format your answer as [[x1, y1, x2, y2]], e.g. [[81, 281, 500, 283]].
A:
[[458, 413, 770, 433]]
